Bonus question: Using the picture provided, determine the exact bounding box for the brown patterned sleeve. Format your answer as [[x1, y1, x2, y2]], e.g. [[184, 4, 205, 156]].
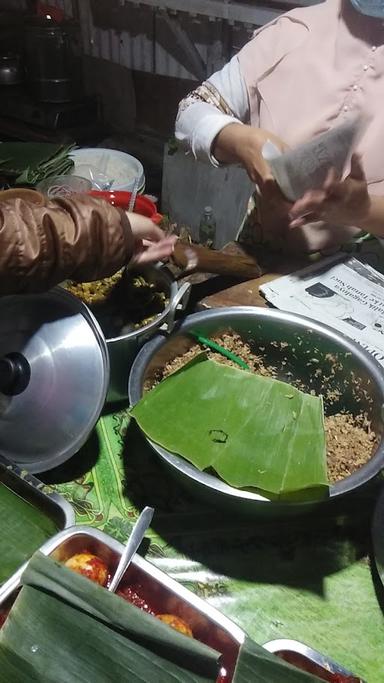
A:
[[0, 195, 134, 294], [177, 80, 236, 120]]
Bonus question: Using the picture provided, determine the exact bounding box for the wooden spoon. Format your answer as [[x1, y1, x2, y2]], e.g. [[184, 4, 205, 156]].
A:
[[170, 241, 261, 280]]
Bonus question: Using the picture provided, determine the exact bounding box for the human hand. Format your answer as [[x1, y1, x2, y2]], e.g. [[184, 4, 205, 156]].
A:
[[127, 213, 177, 265], [256, 187, 361, 255], [238, 128, 292, 236], [239, 127, 289, 188], [289, 154, 371, 229], [213, 123, 289, 190]]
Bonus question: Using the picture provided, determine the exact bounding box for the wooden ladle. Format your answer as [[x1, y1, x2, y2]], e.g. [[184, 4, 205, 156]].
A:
[[170, 241, 261, 280]]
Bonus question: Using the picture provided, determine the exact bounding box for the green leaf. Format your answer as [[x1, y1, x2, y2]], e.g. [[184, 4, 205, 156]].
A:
[[0, 553, 324, 683], [0, 142, 75, 185], [0, 483, 58, 584], [235, 637, 324, 682], [0, 552, 220, 683], [130, 357, 328, 500]]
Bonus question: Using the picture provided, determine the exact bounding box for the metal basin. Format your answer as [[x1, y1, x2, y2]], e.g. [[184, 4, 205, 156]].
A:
[[0, 526, 244, 682], [102, 265, 190, 403], [263, 640, 364, 682], [128, 307, 384, 515]]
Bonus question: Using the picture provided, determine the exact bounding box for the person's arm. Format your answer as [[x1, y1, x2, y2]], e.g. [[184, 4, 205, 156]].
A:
[[289, 155, 384, 237], [175, 55, 288, 189], [0, 194, 175, 295], [213, 124, 290, 188], [175, 56, 249, 165]]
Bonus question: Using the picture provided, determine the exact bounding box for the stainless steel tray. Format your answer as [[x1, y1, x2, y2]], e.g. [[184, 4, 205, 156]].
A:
[[0, 526, 244, 682], [0, 526, 365, 683], [0, 456, 74, 530], [0, 455, 75, 586], [264, 639, 365, 682]]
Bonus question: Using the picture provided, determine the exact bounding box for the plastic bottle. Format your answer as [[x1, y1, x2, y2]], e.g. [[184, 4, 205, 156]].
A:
[[199, 206, 216, 249]]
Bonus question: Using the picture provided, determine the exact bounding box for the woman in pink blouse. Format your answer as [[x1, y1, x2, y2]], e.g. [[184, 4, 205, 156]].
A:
[[175, 0, 384, 252]]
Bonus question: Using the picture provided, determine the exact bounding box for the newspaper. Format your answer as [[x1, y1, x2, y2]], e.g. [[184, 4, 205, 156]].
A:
[[259, 254, 384, 367], [261, 116, 364, 201]]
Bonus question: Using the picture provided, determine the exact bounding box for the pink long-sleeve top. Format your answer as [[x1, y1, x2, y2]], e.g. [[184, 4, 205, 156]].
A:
[[177, 0, 384, 196]]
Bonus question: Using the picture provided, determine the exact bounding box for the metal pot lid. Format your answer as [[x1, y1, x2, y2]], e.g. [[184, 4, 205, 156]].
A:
[[0, 287, 109, 473]]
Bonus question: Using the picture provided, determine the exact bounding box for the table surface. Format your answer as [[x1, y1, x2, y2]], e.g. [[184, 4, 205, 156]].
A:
[[42, 245, 384, 683], [179, 241, 311, 311]]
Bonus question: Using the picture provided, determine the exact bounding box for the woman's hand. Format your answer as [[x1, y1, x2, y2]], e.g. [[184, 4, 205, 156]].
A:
[[213, 123, 289, 189], [239, 128, 289, 189], [127, 213, 177, 265], [289, 154, 371, 229]]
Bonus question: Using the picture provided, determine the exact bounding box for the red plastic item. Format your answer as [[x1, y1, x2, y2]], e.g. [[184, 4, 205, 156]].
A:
[[89, 190, 163, 225]]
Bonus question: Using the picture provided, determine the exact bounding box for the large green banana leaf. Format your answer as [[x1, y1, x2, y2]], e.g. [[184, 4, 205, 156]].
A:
[[0, 483, 58, 584], [0, 552, 323, 682], [0, 142, 75, 185], [130, 356, 328, 499]]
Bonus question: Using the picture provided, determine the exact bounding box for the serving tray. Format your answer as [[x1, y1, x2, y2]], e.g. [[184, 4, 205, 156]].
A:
[[0, 526, 365, 683], [0, 455, 74, 585]]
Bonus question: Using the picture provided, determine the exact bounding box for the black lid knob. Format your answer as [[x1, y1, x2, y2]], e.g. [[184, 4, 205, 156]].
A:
[[0, 353, 31, 396]]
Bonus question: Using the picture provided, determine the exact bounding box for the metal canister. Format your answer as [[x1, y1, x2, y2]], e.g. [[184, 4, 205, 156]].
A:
[[0, 53, 23, 86], [24, 20, 82, 103]]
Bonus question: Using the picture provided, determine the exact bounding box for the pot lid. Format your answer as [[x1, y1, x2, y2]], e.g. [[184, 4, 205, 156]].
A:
[[0, 287, 109, 473]]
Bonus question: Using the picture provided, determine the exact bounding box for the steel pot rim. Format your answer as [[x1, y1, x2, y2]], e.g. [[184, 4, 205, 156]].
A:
[[128, 306, 384, 505], [105, 264, 184, 343]]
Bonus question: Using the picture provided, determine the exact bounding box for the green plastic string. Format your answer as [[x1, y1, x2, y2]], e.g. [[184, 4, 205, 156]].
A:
[[189, 332, 250, 371]]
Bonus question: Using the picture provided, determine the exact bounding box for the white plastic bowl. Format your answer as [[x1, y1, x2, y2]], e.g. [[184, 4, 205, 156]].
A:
[[70, 147, 145, 193]]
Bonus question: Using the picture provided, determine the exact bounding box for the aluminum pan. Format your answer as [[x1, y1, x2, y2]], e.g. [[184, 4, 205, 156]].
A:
[[0, 526, 245, 650], [128, 307, 384, 513], [0, 456, 74, 530], [105, 264, 190, 402], [263, 639, 365, 682], [0, 527, 365, 682], [0, 457, 74, 589]]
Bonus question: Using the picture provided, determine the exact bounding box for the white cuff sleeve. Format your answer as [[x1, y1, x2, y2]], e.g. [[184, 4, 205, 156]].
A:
[[176, 106, 242, 166], [175, 56, 249, 166]]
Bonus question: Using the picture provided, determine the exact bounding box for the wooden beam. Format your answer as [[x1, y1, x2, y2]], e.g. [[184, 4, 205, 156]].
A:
[[120, 0, 318, 26]]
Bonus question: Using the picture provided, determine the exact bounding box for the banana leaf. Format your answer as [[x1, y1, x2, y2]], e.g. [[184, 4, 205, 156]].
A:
[[0, 483, 58, 584], [130, 356, 328, 499], [0, 552, 220, 683], [234, 637, 324, 683], [0, 552, 324, 682], [0, 142, 75, 185]]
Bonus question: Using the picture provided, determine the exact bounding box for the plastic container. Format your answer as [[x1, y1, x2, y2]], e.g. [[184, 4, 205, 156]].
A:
[[70, 148, 145, 193], [37, 175, 92, 198], [199, 206, 216, 248], [89, 190, 162, 224]]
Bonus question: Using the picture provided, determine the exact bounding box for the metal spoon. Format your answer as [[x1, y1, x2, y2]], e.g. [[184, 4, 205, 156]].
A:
[[128, 176, 140, 212], [108, 506, 154, 593]]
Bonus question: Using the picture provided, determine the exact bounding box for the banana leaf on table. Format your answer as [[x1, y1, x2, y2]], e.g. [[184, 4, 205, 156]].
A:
[[0, 142, 75, 185], [0, 482, 58, 584], [130, 356, 328, 500], [0, 552, 323, 682]]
